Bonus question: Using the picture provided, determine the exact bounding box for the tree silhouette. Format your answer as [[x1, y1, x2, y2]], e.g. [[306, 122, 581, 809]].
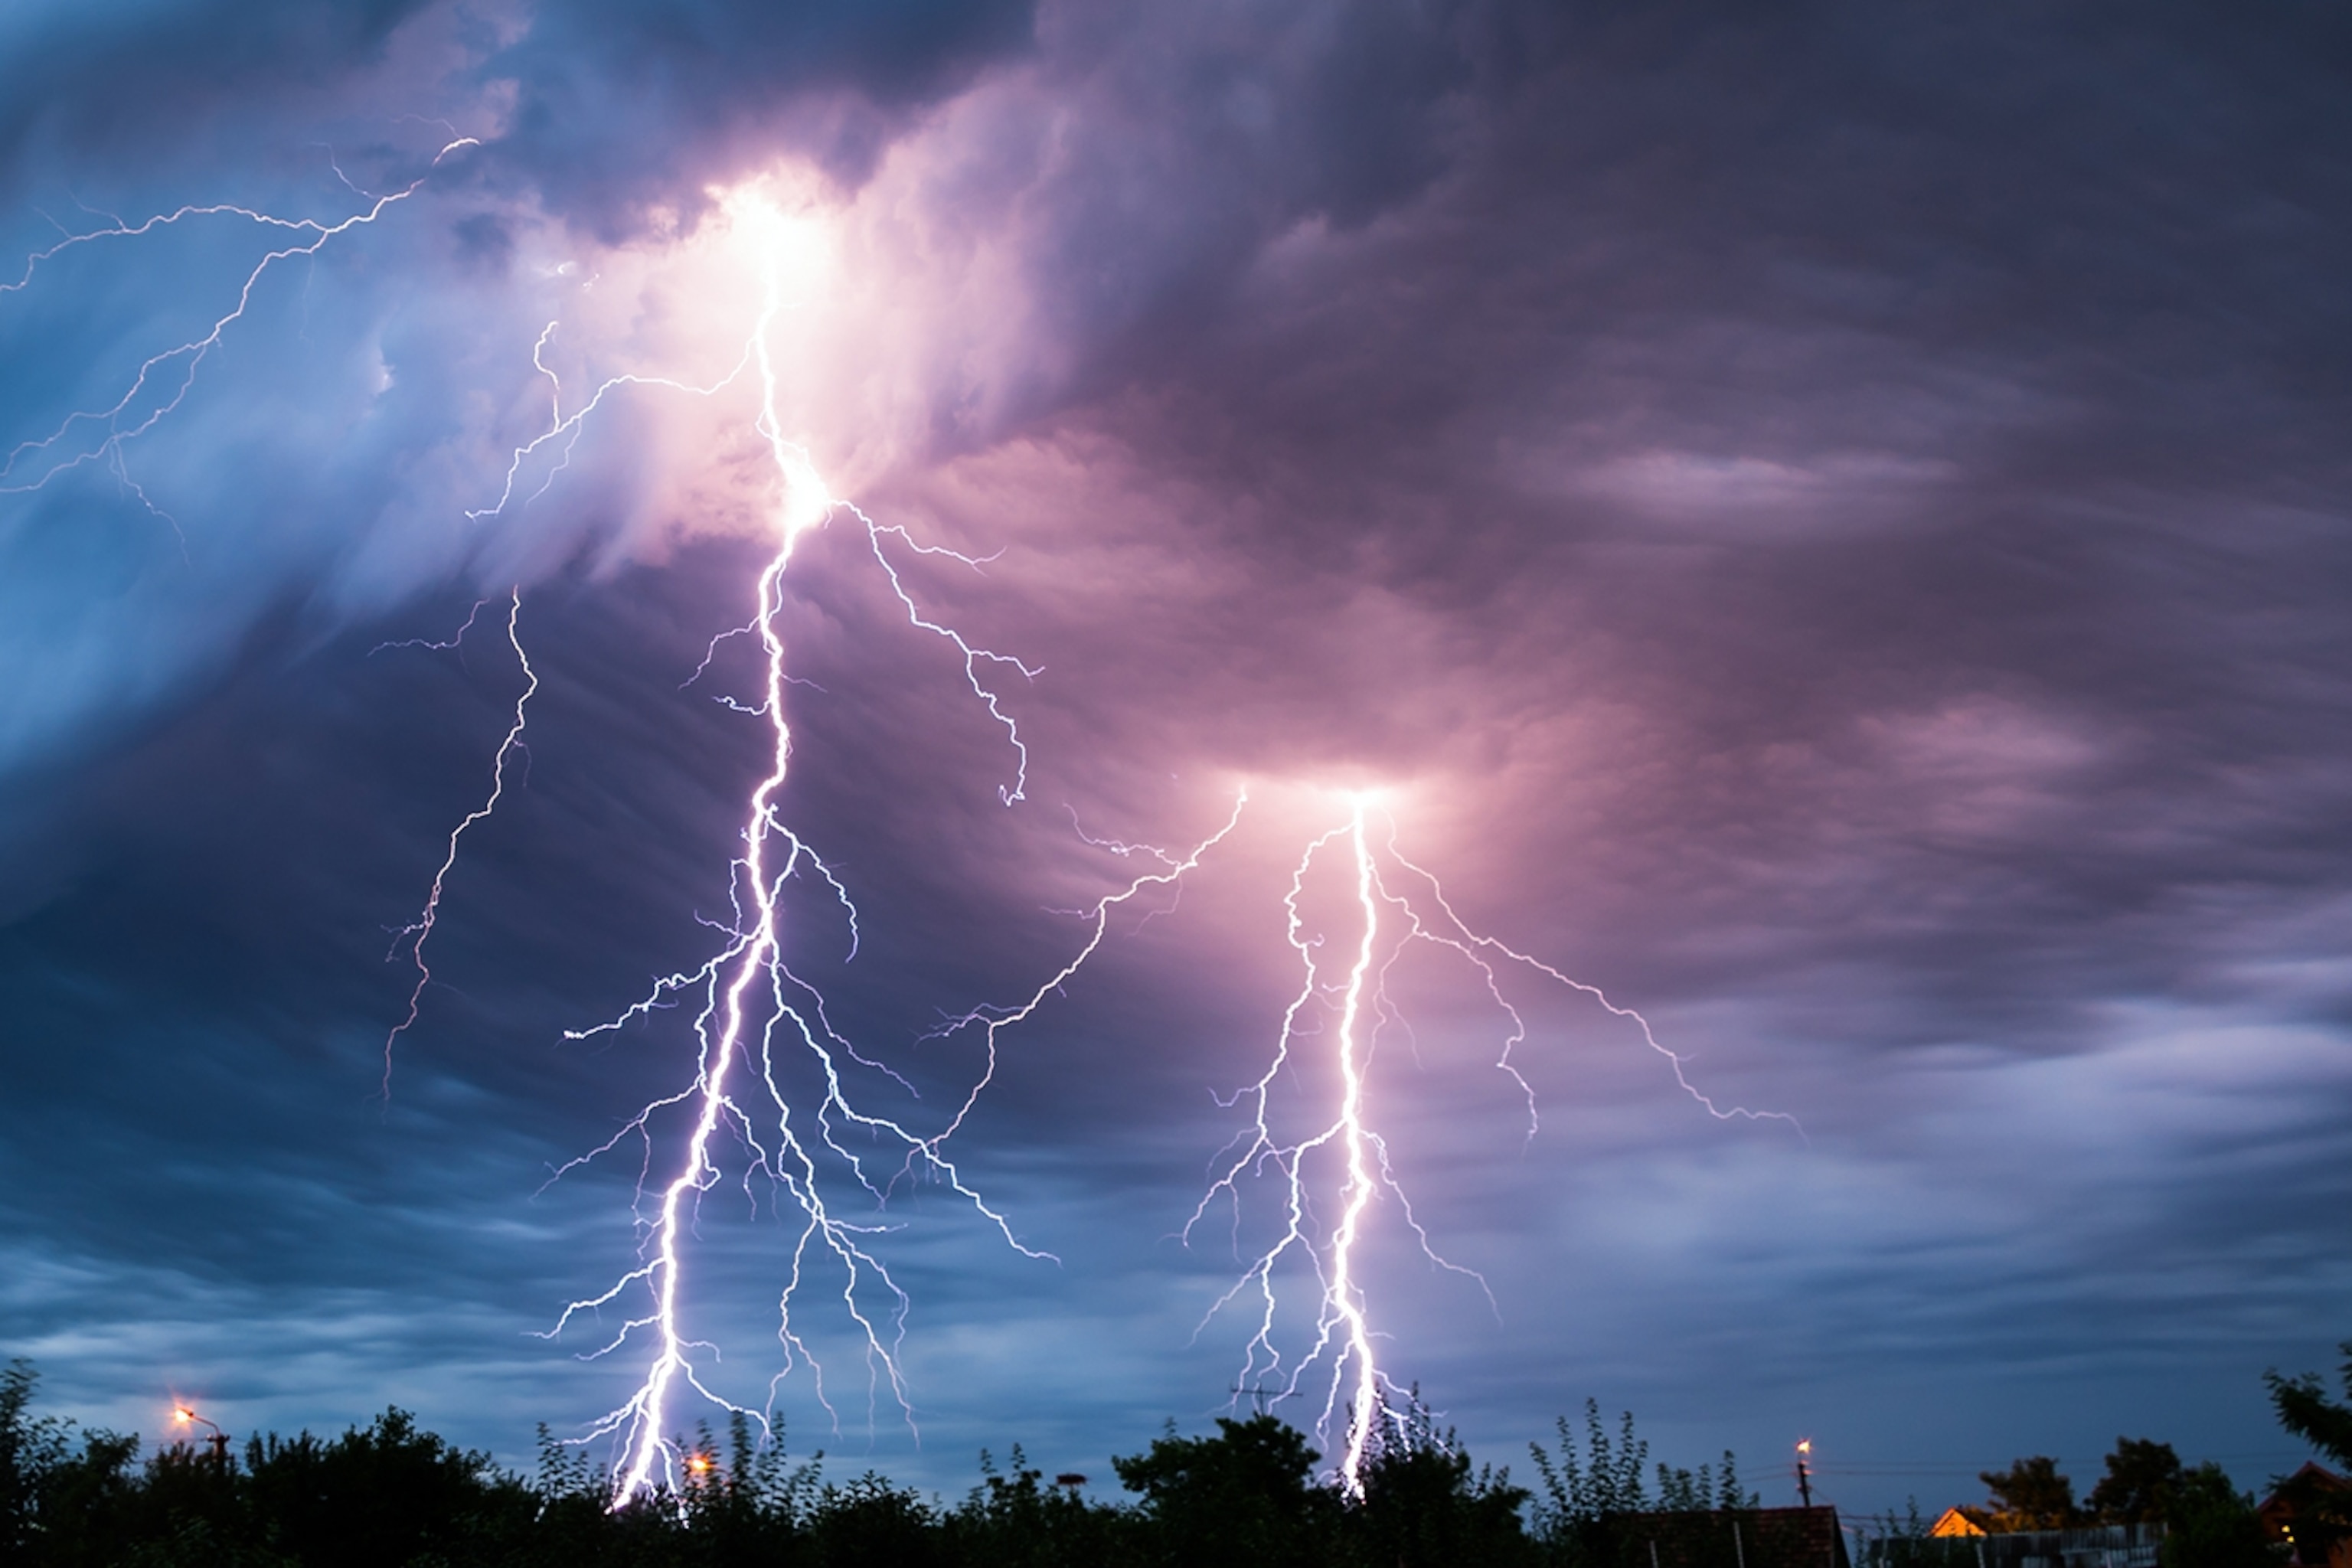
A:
[[1978, 1456, 2076, 1530], [2266, 1341, 2352, 1568], [2268, 1341, 2352, 1469], [1112, 1413, 1337, 1567], [1350, 1388, 1534, 1567], [2158, 1462, 2271, 1568], [2086, 1438, 2182, 1525]]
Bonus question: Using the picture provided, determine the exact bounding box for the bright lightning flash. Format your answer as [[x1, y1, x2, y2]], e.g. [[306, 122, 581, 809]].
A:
[[429, 188, 1034, 1502], [437, 185, 1207, 1504], [1186, 792, 1796, 1495]]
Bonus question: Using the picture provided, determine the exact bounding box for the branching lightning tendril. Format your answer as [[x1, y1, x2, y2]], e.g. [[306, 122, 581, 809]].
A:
[[0, 139, 477, 502], [378, 587, 534, 1098], [1181, 795, 1797, 1494]]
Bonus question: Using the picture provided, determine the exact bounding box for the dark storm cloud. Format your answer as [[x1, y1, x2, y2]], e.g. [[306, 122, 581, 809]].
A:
[[0, 0, 1034, 203], [0, 0, 429, 172], [906, 0, 2352, 1037], [828, 0, 2352, 1468], [489, 0, 1036, 228], [3, 0, 2349, 1507]]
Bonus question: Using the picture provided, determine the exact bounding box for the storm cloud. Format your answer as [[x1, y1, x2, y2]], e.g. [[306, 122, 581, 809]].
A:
[[3, 0, 2348, 1512]]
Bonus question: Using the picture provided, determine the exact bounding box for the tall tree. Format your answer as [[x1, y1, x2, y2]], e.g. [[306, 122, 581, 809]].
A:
[[2267, 1341, 2352, 1468], [2087, 1438, 2183, 1525], [1350, 1390, 1534, 1568], [2159, 1462, 2272, 1568], [1530, 1400, 1651, 1527], [1113, 1414, 1337, 1568], [1979, 1456, 2077, 1530]]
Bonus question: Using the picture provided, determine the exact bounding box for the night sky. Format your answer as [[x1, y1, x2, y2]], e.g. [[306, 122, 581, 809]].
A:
[[4, 0, 2350, 1521]]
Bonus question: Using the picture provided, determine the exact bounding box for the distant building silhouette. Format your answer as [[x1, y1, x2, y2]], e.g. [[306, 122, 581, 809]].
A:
[[1612, 1504, 1851, 1568], [1862, 1522, 2162, 1568], [2260, 1462, 2351, 1568]]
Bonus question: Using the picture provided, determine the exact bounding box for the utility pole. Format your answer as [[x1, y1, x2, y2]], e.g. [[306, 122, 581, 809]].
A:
[[1795, 1439, 1814, 1508], [1230, 1384, 1277, 1416]]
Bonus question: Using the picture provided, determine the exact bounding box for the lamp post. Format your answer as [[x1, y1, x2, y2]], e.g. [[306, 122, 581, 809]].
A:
[[1795, 1439, 1814, 1508], [173, 1404, 232, 1469]]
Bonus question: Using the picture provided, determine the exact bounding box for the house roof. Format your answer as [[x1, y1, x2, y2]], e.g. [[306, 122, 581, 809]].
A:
[[2260, 1461, 2348, 1514], [1931, 1507, 1987, 1537]]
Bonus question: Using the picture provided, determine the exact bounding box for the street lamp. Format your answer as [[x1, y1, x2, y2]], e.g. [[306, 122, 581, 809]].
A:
[[173, 1403, 232, 1469]]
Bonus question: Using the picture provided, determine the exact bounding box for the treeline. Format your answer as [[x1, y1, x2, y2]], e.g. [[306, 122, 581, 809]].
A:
[[0, 1372, 1739, 1568], [3, 1344, 2346, 1568], [15, 1366, 1515, 1568]]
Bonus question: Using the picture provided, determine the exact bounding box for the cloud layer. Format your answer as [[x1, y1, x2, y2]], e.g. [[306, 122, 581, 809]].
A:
[[3, 0, 2349, 1511]]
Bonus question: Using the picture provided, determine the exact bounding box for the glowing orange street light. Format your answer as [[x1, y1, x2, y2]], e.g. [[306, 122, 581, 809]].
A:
[[1794, 1439, 1815, 1508], [173, 1402, 231, 1468]]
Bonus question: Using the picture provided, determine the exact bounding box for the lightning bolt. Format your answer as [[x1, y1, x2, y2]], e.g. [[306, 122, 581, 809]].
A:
[[911, 790, 1253, 1168], [0, 133, 541, 1095], [475, 194, 1148, 1504], [377, 587, 535, 1097], [1321, 801, 1383, 1489], [1184, 794, 1797, 1494], [0, 139, 477, 501]]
